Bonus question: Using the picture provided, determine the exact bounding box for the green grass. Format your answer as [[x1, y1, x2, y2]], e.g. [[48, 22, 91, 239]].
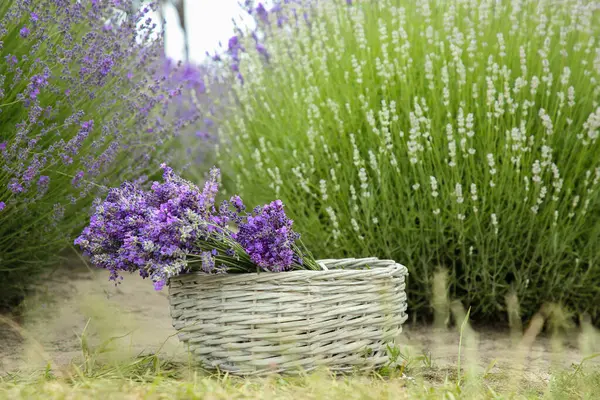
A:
[[1, 346, 599, 399], [216, 0, 600, 323], [3, 276, 600, 400]]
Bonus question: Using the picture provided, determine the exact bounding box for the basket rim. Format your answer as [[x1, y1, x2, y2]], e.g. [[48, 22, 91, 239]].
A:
[[168, 257, 407, 284]]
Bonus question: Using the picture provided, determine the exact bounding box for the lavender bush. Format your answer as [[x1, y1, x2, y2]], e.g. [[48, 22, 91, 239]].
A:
[[216, 0, 600, 322], [158, 59, 224, 174], [0, 0, 198, 308], [75, 165, 320, 289]]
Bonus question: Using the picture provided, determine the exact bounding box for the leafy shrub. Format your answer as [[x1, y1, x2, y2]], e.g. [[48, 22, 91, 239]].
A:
[[0, 0, 198, 309], [218, 0, 600, 322]]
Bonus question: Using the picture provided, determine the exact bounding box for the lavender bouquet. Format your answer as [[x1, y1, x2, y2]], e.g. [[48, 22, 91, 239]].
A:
[[74, 164, 320, 290]]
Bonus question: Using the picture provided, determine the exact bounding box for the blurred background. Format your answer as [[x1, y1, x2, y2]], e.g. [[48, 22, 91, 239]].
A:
[[148, 0, 262, 62]]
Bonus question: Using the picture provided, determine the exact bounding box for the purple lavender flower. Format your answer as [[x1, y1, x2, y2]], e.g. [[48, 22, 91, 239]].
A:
[[27, 72, 49, 99], [201, 251, 216, 272], [228, 35, 239, 51], [235, 200, 300, 272], [276, 15, 287, 27], [36, 175, 50, 197], [195, 131, 210, 139], [52, 203, 65, 223], [180, 63, 206, 92], [236, 72, 244, 85], [75, 165, 315, 288], [75, 182, 154, 279], [8, 179, 24, 194], [5, 55, 18, 67], [37, 176, 50, 186], [75, 165, 226, 286], [229, 195, 245, 215], [201, 167, 220, 209], [256, 3, 269, 23], [256, 43, 268, 56], [99, 56, 114, 76], [19, 26, 30, 38], [72, 171, 85, 187], [0, 202, 5, 212]]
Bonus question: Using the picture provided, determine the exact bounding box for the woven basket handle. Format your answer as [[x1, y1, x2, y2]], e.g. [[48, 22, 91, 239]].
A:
[[317, 261, 329, 270]]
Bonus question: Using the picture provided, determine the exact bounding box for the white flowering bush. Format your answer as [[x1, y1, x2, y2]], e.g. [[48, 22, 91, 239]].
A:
[[218, 0, 600, 321]]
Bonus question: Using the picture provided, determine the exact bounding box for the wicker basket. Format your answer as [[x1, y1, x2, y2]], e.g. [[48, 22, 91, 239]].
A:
[[168, 257, 408, 375]]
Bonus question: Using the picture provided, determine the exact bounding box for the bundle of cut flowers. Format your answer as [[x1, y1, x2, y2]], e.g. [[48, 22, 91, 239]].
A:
[[74, 164, 321, 290]]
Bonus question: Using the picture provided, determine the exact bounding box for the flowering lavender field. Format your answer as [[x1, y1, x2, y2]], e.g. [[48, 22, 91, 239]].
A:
[[1, 0, 600, 362], [0, 0, 212, 309], [218, 0, 600, 323], [3, 0, 600, 396]]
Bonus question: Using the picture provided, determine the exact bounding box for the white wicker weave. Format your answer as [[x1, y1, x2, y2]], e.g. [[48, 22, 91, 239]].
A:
[[168, 257, 408, 375]]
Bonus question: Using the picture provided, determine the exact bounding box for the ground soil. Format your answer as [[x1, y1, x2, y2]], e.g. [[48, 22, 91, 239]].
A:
[[1, 263, 599, 382]]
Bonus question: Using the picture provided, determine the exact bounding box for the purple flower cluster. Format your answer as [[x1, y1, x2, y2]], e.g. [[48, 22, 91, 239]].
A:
[[226, 35, 246, 83], [214, 0, 341, 84], [75, 165, 222, 287], [75, 165, 310, 289], [74, 182, 153, 279], [19, 26, 30, 38], [235, 200, 301, 271], [247, 2, 291, 28], [158, 57, 224, 166]]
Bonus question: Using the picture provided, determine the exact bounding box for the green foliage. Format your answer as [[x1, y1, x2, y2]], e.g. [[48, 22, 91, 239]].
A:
[[219, 0, 600, 322]]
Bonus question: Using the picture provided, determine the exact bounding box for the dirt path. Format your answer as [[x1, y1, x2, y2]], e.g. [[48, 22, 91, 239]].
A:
[[1, 264, 599, 380], [0, 264, 186, 373]]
